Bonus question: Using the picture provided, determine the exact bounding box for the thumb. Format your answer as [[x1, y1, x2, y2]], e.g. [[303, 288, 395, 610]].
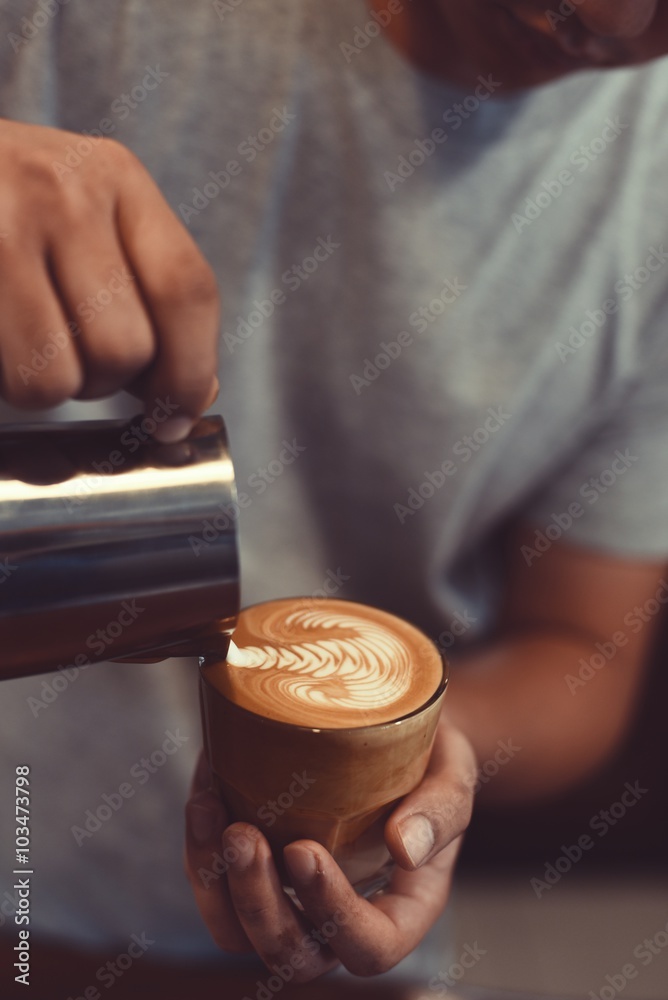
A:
[[384, 723, 476, 870]]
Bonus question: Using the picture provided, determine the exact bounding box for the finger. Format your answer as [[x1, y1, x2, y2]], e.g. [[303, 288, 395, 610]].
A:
[[0, 442, 77, 485], [116, 147, 220, 441], [0, 253, 84, 410], [47, 213, 155, 399], [283, 836, 461, 977], [125, 372, 219, 420], [385, 722, 476, 870], [189, 748, 213, 797], [203, 374, 220, 411], [226, 823, 339, 983], [184, 790, 252, 953]]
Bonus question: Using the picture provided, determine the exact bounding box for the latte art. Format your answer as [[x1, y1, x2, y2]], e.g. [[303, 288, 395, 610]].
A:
[[207, 598, 444, 728], [227, 607, 414, 709]]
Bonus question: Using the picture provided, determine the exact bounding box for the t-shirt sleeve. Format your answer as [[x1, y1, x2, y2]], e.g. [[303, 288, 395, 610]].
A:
[[524, 327, 668, 560]]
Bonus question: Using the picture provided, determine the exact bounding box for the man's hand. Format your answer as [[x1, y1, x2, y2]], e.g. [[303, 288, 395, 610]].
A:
[[0, 119, 220, 439], [184, 722, 475, 981]]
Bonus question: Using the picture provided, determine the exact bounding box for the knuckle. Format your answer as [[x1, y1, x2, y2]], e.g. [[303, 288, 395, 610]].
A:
[[345, 948, 393, 978], [205, 914, 254, 954], [13, 147, 64, 193], [56, 180, 106, 228], [43, 148, 109, 205], [86, 337, 154, 380], [160, 255, 219, 309], [233, 900, 273, 926], [4, 129, 120, 211], [440, 780, 474, 836], [102, 137, 137, 169], [62, 135, 135, 186], [4, 368, 82, 411]]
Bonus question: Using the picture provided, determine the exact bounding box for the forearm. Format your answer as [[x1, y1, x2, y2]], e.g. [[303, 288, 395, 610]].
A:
[[443, 629, 646, 804]]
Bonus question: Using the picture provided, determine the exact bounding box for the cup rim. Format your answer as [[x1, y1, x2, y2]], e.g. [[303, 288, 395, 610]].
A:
[[200, 652, 449, 735]]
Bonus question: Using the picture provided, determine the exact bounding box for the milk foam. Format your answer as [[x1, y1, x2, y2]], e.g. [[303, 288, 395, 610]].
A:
[[212, 599, 444, 727], [227, 607, 413, 710]]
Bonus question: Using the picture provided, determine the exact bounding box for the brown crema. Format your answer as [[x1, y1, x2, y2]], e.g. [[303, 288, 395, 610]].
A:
[[202, 597, 444, 728]]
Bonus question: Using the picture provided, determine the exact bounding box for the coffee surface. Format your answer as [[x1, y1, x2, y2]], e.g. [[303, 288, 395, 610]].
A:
[[204, 598, 444, 727]]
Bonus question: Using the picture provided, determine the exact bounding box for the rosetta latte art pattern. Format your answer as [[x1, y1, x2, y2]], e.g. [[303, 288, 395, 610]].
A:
[[227, 606, 413, 711]]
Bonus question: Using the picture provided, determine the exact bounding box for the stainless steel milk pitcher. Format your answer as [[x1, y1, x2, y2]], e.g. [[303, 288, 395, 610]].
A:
[[0, 415, 239, 679]]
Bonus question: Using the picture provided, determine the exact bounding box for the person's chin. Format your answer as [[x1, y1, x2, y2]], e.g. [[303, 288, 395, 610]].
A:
[[388, 0, 639, 92], [453, 0, 643, 90], [483, 7, 606, 90], [427, 5, 593, 92]]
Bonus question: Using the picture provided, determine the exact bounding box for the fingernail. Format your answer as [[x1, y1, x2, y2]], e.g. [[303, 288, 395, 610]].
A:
[[284, 845, 318, 884], [189, 799, 220, 846], [398, 814, 434, 868], [153, 416, 195, 444], [204, 377, 220, 410], [225, 828, 257, 868]]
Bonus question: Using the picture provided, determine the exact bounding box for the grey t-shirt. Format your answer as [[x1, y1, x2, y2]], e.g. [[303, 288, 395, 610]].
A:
[[1, 0, 668, 956]]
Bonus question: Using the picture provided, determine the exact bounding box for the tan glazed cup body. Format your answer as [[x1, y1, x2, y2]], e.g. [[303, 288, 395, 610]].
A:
[[199, 657, 447, 893]]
